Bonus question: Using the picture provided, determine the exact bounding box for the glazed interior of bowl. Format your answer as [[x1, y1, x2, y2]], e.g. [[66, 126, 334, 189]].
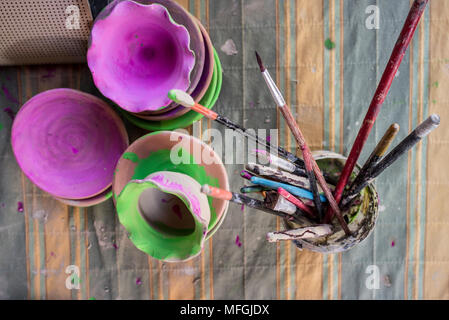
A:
[[134, 16, 214, 121], [11, 88, 129, 200], [88, 1, 195, 113], [113, 131, 229, 232], [119, 48, 222, 131]]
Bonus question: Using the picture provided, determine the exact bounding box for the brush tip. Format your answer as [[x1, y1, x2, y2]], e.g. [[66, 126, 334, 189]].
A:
[[430, 114, 441, 125], [255, 51, 265, 72], [392, 123, 400, 131], [168, 89, 195, 108]]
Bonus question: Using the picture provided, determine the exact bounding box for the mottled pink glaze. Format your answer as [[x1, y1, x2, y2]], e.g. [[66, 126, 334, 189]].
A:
[[87, 1, 195, 113], [11, 89, 129, 199]]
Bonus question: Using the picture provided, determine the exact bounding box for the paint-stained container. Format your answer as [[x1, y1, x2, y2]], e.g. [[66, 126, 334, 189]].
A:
[[285, 151, 379, 253]]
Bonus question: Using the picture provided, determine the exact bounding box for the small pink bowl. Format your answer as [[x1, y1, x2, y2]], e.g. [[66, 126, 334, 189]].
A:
[[87, 1, 195, 113]]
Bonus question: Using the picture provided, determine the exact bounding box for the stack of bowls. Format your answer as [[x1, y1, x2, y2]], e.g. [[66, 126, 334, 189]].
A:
[[11, 89, 129, 207], [113, 131, 229, 260], [87, 0, 222, 131]]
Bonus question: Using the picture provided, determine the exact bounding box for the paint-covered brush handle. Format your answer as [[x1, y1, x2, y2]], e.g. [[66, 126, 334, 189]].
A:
[[266, 225, 333, 242], [201, 184, 232, 200], [250, 176, 327, 202]]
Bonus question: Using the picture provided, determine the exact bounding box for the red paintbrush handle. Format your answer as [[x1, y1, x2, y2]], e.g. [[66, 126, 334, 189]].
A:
[[324, 0, 429, 223], [277, 187, 316, 218], [191, 103, 218, 120], [279, 105, 351, 234]]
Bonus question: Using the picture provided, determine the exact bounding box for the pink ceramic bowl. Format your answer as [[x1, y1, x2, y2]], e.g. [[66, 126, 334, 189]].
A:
[[87, 1, 195, 113], [11, 88, 129, 200]]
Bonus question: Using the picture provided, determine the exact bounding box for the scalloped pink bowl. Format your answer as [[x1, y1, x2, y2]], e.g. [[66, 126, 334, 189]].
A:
[[87, 1, 195, 113]]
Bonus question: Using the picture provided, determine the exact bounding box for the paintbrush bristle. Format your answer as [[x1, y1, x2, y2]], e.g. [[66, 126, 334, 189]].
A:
[[168, 89, 195, 108], [255, 51, 266, 72]]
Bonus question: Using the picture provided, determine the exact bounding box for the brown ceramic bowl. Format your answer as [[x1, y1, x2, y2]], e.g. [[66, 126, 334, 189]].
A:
[[113, 131, 229, 233], [55, 187, 113, 207], [134, 17, 215, 121]]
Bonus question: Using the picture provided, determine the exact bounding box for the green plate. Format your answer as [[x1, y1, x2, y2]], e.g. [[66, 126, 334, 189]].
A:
[[122, 48, 222, 131]]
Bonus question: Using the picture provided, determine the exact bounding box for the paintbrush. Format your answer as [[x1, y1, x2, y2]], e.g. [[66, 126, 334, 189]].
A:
[[253, 149, 337, 184], [346, 123, 400, 196], [255, 51, 350, 235], [250, 176, 327, 202], [324, 0, 430, 224], [266, 225, 333, 242], [201, 184, 312, 226], [277, 187, 316, 219], [246, 162, 312, 189], [240, 185, 270, 194], [341, 114, 440, 208], [255, 51, 324, 220], [168, 89, 307, 176]]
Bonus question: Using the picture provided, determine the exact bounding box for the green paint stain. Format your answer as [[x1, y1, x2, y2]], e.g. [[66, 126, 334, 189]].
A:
[[123, 152, 140, 163], [0, 123, 3, 131], [324, 38, 336, 50], [117, 148, 219, 230], [167, 90, 177, 102], [432, 99, 437, 104], [88, 297, 96, 300], [432, 81, 439, 88]]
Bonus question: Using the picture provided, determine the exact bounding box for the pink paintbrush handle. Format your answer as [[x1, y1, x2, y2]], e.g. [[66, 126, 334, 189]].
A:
[[324, 0, 429, 223]]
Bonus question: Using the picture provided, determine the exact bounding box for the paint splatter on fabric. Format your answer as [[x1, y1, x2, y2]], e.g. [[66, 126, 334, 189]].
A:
[[136, 277, 142, 285], [1, 85, 19, 104], [235, 235, 242, 247], [220, 39, 238, 56], [324, 38, 336, 50], [3, 108, 15, 120], [17, 201, 24, 213]]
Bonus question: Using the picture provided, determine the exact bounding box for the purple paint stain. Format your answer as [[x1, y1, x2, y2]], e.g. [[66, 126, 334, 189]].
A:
[[241, 204, 244, 212], [50, 252, 55, 257], [235, 235, 242, 247], [150, 174, 201, 217], [240, 170, 252, 180], [266, 135, 271, 143], [3, 107, 15, 120], [42, 67, 56, 79], [71, 147, 79, 154], [17, 201, 24, 212], [391, 240, 395, 247], [113, 243, 119, 249], [136, 277, 142, 285], [172, 204, 183, 220], [1, 85, 19, 104]]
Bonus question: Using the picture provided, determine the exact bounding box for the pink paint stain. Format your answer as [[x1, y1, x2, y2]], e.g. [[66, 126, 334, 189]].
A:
[[136, 277, 142, 285], [241, 204, 244, 212], [391, 240, 395, 247], [172, 204, 183, 220], [1, 85, 19, 104], [50, 252, 56, 257], [71, 147, 79, 154], [17, 201, 24, 212], [235, 235, 242, 247], [3, 107, 15, 120]]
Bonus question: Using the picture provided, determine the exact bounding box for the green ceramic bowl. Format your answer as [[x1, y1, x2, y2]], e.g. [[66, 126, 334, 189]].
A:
[[121, 48, 222, 131]]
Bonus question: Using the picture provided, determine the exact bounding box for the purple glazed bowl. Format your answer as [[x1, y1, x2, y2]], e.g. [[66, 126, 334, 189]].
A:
[[11, 88, 129, 200], [87, 1, 195, 113]]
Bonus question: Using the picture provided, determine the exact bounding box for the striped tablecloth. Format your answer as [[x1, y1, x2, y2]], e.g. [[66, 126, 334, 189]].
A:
[[0, 0, 447, 300]]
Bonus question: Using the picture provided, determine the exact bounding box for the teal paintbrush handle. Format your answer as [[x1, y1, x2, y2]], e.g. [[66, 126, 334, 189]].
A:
[[250, 177, 327, 203]]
